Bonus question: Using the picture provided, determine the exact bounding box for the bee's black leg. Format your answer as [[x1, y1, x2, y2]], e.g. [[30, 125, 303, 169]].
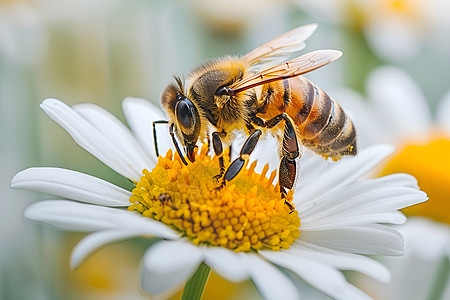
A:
[[168, 123, 188, 166], [152, 120, 169, 158], [261, 113, 299, 210], [212, 131, 226, 181], [218, 129, 262, 189]]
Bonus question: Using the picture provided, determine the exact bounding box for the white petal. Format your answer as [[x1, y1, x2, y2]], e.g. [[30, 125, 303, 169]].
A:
[[295, 144, 394, 207], [203, 247, 249, 282], [74, 103, 155, 171], [436, 89, 450, 133], [301, 173, 423, 221], [141, 240, 204, 298], [40, 98, 142, 181], [242, 253, 300, 300], [11, 167, 131, 206], [301, 212, 407, 231], [367, 66, 431, 139], [343, 189, 427, 215], [261, 251, 372, 300], [288, 242, 391, 282], [364, 173, 419, 189], [24, 200, 180, 239], [299, 224, 404, 256], [25, 200, 119, 231], [122, 97, 174, 160], [301, 187, 426, 226], [71, 229, 157, 269]]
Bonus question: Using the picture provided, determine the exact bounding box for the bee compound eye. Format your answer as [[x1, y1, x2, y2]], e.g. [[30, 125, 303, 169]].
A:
[[175, 100, 194, 131]]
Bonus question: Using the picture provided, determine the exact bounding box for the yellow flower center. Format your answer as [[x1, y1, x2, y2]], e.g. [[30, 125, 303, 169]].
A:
[[381, 138, 450, 224], [128, 144, 300, 252]]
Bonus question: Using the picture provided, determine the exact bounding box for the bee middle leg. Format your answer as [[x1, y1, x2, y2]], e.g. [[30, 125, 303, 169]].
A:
[[212, 131, 227, 181], [217, 129, 262, 189]]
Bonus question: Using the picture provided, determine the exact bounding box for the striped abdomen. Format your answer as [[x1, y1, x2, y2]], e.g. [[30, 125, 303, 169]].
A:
[[257, 76, 356, 158]]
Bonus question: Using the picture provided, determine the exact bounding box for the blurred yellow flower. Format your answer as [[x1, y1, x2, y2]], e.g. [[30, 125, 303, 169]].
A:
[[382, 138, 450, 224]]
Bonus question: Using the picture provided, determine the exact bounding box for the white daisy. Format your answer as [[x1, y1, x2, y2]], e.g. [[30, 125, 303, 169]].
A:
[[335, 66, 450, 299], [11, 97, 427, 300]]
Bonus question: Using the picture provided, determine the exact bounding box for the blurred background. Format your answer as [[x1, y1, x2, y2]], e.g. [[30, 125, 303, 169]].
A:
[[1, 0, 450, 299]]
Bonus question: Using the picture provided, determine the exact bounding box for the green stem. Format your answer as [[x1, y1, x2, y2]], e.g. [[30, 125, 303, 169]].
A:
[[181, 263, 211, 300], [426, 256, 450, 300]]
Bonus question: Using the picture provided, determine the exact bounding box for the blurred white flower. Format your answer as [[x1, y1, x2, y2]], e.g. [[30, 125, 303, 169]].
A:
[[11, 98, 427, 299], [353, 218, 450, 300], [296, 0, 450, 62], [336, 65, 450, 299], [336, 66, 435, 147], [354, 0, 450, 62]]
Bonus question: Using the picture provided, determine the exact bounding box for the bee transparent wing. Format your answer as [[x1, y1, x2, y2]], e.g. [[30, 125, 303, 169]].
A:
[[244, 23, 318, 70], [230, 49, 342, 94]]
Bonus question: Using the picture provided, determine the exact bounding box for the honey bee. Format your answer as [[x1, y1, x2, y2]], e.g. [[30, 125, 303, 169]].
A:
[[157, 23, 356, 198]]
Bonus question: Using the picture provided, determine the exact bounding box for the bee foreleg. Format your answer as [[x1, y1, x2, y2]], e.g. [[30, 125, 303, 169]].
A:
[[169, 123, 188, 166], [218, 129, 262, 189]]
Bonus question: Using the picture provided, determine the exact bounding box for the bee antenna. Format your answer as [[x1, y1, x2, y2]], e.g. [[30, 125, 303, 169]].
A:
[[173, 75, 185, 93]]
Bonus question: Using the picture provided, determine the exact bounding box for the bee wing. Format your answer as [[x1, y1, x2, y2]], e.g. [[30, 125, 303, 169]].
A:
[[230, 49, 342, 94], [244, 23, 317, 70]]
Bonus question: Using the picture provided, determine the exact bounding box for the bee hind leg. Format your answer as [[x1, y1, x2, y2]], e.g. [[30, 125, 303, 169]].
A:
[[264, 113, 300, 210], [280, 118, 300, 212], [216, 129, 262, 189]]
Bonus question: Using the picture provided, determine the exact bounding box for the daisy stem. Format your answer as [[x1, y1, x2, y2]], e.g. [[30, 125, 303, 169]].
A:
[[181, 262, 211, 300], [426, 256, 450, 300]]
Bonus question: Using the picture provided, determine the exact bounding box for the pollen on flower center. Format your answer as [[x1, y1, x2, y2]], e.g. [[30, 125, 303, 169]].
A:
[[129, 144, 300, 252]]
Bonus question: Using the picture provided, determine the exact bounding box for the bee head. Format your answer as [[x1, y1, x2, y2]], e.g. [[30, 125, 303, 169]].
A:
[[160, 78, 200, 162]]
